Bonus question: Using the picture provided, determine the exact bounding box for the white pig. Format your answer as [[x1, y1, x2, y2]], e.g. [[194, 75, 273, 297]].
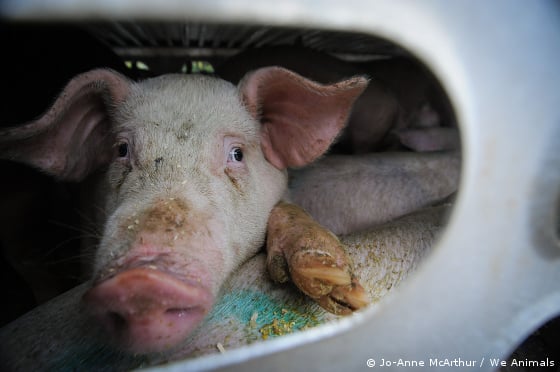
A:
[[0, 67, 368, 354]]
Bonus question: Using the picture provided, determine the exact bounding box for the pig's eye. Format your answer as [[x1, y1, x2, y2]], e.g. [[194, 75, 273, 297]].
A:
[[228, 147, 244, 162], [117, 143, 129, 158]]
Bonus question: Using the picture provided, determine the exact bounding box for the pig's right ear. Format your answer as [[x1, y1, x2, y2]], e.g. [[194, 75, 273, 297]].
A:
[[0, 69, 130, 181], [239, 67, 368, 170]]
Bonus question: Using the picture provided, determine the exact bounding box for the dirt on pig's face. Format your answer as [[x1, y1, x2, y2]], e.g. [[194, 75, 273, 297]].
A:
[[84, 74, 286, 353]]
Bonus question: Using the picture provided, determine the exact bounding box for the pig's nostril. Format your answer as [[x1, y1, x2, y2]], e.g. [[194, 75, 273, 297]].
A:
[[107, 311, 127, 332]]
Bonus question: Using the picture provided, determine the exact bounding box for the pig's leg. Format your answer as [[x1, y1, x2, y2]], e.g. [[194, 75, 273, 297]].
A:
[[266, 201, 369, 315]]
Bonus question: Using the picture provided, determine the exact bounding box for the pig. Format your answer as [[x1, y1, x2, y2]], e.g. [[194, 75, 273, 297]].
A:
[[0, 204, 450, 371], [216, 46, 460, 153], [0, 67, 368, 354], [288, 151, 460, 235]]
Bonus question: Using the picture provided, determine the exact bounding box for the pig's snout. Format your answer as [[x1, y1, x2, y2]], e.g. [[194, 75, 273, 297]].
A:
[[83, 267, 213, 354]]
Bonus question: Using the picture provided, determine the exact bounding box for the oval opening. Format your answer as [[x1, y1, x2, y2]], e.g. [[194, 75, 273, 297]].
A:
[[0, 21, 463, 368]]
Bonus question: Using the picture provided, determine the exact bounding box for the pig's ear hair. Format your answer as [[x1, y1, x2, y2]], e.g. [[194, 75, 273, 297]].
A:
[[239, 67, 369, 169], [0, 69, 131, 181]]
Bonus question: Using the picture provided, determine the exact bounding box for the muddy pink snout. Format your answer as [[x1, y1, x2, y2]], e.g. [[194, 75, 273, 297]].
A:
[[83, 267, 213, 354]]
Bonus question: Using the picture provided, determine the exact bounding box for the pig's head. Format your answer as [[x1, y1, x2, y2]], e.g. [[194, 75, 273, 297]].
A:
[[0, 67, 367, 354]]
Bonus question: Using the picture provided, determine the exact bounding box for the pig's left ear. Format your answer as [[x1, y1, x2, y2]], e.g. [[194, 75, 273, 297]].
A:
[[239, 67, 368, 169]]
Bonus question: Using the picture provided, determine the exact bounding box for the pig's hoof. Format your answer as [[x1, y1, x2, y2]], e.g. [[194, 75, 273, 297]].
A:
[[265, 201, 369, 315], [316, 277, 369, 315], [288, 246, 370, 315]]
